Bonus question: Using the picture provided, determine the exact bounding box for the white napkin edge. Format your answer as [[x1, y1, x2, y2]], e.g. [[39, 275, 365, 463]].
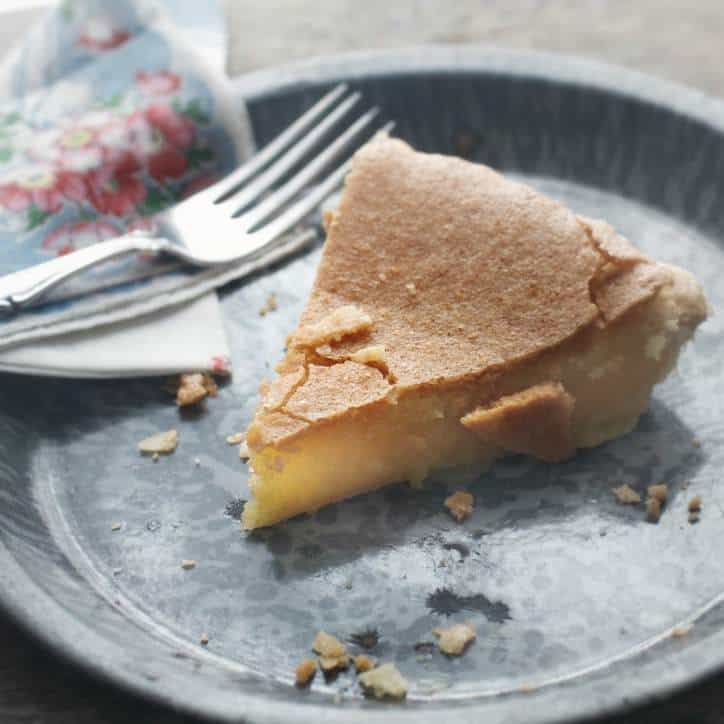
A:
[[0, 291, 229, 377]]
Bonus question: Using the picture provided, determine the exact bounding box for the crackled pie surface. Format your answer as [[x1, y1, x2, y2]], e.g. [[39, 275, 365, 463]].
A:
[[242, 137, 707, 529]]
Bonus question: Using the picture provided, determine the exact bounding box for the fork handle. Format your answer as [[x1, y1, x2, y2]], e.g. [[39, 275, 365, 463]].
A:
[[0, 233, 171, 314]]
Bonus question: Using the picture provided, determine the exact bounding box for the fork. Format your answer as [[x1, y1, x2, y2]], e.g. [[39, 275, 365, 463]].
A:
[[0, 84, 391, 314]]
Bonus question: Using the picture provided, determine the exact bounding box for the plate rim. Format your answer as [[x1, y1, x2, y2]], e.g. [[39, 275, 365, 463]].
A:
[[2, 45, 724, 724]]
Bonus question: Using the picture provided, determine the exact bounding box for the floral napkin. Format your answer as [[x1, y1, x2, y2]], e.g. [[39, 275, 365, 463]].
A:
[[0, 0, 261, 366]]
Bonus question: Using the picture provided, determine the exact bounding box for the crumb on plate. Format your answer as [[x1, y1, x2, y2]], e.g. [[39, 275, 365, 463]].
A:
[[432, 623, 476, 656], [647, 483, 668, 504], [672, 623, 693, 638], [239, 441, 250, 460], [691, 437, 702, 448], [353, 654, 376, 673], [226, 432, 245, 445], [688, 511, 700, 524], [176, 373, 218, 407], [200, 633, 209, 645], [111, 522, 122, 532], [259, 293, 278, 316], [312, 631, 349, 672], [612, 484, 641, 504], [312, 631, 346, 658], [646, 496, 662, 523], [181, 559, 197, 570], [688, 495, 702, 512], [295, 658, 317, 687], [138, 429, 178, 455], [358, 662, 408, 700], [444, 491, 474, 522]]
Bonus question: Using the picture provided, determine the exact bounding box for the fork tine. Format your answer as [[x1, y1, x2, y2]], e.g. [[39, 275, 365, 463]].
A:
[[235, 107, 381, 229], [211, 84, 349, 202], [251, 124, 394, 246], [214, 91, 362, 211]]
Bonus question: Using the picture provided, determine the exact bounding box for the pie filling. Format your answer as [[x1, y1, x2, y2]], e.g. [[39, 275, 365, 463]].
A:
[[243, 266, 704, 529]]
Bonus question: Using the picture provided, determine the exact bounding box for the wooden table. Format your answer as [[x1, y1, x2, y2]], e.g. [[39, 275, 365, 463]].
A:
[[3, 1, 724, 721]]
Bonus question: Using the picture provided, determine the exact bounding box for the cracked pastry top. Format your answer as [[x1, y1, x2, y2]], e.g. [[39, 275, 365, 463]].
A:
[[242, 136, 708, 529]]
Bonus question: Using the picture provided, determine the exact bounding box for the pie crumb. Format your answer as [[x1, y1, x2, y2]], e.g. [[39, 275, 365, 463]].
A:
[[519, 683, 537, 694], [672, 623, 693, 638], [312, 631, 349, 673], [152, 452, 159, 462], [358, 663, 408, 700], [691, 437, 702, 448], [612, 484, 641, 504], [444, 491, 474, 522], [226, 432, 245, 445], [181, 559, 197, 570], [433, 623, 476, 656], [689, 511, 700, 524], [353, 654, 376, 673], [688, 495, 702, 512], [176, 373, 208, 407], [194, 457, 201, 467], [111, 522, 122, 532], [647, 484, 668, 504], [239, 441, 250, 460], [200, 633, 209, 645], [259, 293, 278, 317], [295, 658, 317, 687], [646, 497, 662, 523], [312, 631, 347, 658], [138, 429, 178, 455]]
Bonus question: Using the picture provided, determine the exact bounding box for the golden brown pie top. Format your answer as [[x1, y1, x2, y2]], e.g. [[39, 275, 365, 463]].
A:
[[248, 137, 673, 449]]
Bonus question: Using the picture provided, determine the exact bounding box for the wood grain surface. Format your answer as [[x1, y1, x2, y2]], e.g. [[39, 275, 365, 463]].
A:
[[3, 1, 724, 722]]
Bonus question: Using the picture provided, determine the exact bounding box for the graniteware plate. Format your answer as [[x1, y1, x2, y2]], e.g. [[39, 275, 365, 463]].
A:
[[1, 47, 722, 723]]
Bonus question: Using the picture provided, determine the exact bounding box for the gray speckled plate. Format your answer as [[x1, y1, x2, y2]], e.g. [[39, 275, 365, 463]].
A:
[[1, 48, 723, 724]]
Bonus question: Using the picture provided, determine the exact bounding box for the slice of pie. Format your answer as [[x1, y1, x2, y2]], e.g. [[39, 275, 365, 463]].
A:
[[241, 137, 708, 529]]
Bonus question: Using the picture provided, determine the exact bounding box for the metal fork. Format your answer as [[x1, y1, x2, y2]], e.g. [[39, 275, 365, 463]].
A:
[[0, 85, 391, 314]]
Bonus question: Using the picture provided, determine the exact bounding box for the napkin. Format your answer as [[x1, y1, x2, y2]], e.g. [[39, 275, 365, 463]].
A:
[[0, 0, 258, 375]]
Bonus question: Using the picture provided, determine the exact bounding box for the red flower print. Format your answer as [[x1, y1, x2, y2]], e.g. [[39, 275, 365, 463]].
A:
[[144, 103, 196, 181], [146, 103, 195, 148], [29, 126, 105, 174], [147, 147, 187, 181], [85, 164, 146, 217], [56, 127, 104, 172], [42, 219, 119, 257], [0, 164, 86, 213], [78, 19, 130, 51], [136, 71, 182, 95]]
